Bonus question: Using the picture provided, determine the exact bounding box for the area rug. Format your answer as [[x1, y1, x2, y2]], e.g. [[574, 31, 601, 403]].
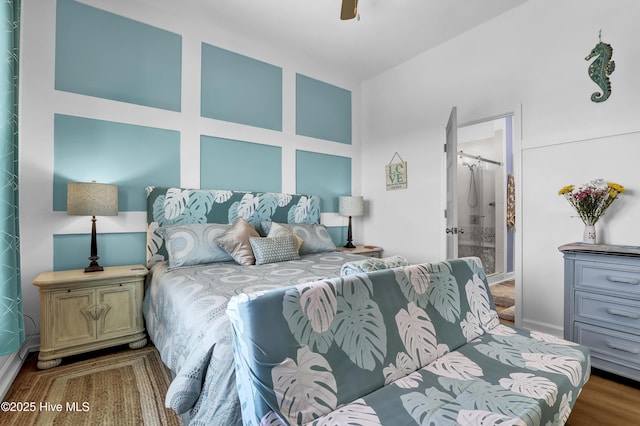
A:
[[498, 305, 515, 322], [490, 280, 515, 322], [490, 280, 515, 307], [2, 346, 181, 426]]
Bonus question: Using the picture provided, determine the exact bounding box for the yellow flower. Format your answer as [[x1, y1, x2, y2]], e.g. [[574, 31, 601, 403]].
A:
[[558, 185, 574, 195], [608, 182, 625, 193], [559, 179, 624, 226]]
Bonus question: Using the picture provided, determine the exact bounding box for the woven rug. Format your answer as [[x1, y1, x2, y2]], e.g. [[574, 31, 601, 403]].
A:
[[2, 346, 181, 426]]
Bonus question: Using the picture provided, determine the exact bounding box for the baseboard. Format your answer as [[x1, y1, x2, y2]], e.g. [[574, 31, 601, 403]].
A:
[[520, 318, 563, 338], [0, 334, 40, 400], [488, 272, 515, 285]]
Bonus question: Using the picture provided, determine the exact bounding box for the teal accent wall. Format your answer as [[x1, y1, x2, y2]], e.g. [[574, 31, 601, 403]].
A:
[[296, 74, 352, 144], [201, 43, 282, 131], [327, 226, 349, 247], [55, 0, 182, 112], [48, 4, 356, 270], [200, 136, 282, 192], [53, 114, 181, 212], [53, 232, 146, 271], [296, 150, 351, 212]]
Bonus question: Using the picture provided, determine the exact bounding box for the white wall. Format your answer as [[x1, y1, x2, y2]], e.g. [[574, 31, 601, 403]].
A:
[[361, 0, 640, 335], [17, 0, 361, 350]]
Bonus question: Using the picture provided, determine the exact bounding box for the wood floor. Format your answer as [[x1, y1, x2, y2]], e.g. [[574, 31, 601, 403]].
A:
[[567, 369, 640, 425]]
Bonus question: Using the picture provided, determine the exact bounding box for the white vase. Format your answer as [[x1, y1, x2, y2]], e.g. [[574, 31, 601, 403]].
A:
[[583, 224, 596, 244]]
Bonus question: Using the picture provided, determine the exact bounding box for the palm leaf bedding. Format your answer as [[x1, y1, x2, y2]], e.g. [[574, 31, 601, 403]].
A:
[[228, 258, 590, 426], [143, 186, 345, 425]]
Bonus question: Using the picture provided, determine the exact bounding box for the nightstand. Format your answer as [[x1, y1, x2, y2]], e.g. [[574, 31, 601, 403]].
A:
[[32, 264, 149, 369], [338, 245, 383, 258]]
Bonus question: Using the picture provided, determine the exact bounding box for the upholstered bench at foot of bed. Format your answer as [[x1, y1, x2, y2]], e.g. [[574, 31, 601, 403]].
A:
[[227, 257, 590, 426], [307, 324, 589, 425]]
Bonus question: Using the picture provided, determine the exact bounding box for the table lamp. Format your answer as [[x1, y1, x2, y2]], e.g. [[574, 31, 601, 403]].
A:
[[67, 181, 118, 272], [338, 196, 364, 249]]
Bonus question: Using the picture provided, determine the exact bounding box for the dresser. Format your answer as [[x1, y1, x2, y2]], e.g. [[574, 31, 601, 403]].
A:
[[32, 265, 149, 369], [560, 243, 640, 381]]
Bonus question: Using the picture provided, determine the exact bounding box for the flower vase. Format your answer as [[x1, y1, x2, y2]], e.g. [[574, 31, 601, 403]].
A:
[[583, 224, 596, 244]]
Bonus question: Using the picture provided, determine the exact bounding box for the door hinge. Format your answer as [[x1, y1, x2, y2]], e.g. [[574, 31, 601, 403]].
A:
[[444, 209, 447, 219]]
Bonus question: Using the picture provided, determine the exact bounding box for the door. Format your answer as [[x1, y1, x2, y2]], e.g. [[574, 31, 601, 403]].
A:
[[98, 282, 140, 339], [445, 107, 458, 259], [51, 288, 97, 347]]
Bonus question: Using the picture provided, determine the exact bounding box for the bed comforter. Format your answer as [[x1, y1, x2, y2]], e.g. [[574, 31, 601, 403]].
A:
[[142, 251, 365, 425]]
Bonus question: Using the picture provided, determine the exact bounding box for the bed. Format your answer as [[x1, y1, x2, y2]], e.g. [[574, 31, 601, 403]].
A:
[[142, 187, 368, 425]]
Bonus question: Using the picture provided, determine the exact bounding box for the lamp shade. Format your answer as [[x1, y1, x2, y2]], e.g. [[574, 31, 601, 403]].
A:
[[338, 196, 364, 217], [67, 182, 118, 216]]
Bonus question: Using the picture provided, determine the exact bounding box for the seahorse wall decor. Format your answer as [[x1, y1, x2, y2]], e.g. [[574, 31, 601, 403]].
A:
[[585, 30, 615, 103]]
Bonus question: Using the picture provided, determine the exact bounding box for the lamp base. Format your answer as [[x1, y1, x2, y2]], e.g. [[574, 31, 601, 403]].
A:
[[344, 215, 356, 249], [84, 257, 104, 273], [85, 217, 104, 273]]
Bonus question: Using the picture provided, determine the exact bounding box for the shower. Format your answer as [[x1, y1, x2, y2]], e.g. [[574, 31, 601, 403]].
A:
[[463, 161, 479, 208], [457, 150, 501, 276], [451, 115, 514, 285]]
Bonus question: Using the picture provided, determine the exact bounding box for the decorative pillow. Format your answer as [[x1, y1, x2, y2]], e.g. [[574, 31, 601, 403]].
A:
[[267, 222, 304, 252], [216, 218, 260, 265], [162, 223, 233, 270], [249, 235, 301, 265], [266, 223, 336, 255], [340, 255, 409, 276], [260, 220, 274, 235]]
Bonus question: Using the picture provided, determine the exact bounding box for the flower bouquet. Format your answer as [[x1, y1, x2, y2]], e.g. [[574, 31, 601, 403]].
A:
[[558, 178, 624, 243]]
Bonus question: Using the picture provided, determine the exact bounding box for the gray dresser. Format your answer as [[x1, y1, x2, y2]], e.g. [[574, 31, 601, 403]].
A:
[[560, 243, 640, 381]]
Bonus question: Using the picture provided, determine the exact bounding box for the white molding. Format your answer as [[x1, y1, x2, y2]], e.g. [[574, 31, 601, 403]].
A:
[[0, 335, 40, 400], [520, 318, 563, 338], [320, 212, 348, 228]]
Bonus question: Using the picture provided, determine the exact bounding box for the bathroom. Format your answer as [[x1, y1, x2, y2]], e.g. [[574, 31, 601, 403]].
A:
[[457, 116, 514, 283]]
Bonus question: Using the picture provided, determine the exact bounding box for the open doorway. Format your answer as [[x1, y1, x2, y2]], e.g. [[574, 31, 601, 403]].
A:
[[446, 106, 521, 326], [457, 116, 514, 284]]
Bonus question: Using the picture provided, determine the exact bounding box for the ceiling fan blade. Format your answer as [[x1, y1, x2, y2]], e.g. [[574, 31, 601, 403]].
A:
[[340, 0, 358, 20]]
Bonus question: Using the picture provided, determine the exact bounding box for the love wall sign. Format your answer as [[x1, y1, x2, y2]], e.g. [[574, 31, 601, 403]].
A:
[[386, 152, 407, 190]]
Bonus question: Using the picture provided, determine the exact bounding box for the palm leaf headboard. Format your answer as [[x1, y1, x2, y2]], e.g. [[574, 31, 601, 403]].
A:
[[145, 186, 321, 267]]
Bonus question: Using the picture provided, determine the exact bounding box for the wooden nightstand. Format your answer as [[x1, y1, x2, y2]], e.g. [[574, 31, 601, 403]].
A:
[[338, 245, 383, 258], [32, 264, 149, 369]]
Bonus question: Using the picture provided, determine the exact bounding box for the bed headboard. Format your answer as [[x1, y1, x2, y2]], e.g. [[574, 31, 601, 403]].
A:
[[146, 186, 321, 267]]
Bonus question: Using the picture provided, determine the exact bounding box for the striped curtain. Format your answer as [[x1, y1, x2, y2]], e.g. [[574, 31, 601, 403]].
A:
[[0, 0, 23, 356]]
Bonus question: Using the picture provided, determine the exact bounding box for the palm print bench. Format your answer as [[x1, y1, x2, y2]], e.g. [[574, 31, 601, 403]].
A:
[[227, 257, 590, 425]]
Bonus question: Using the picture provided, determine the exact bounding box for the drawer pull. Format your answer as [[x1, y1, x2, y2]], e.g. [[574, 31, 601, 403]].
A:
[[606, 341, 640, 354], [606, 308, 640, 320], [606, 275, 640, 285]]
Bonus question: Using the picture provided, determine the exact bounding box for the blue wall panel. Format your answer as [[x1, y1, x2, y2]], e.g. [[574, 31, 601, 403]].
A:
[[53, 232, 146, 271], [296, 74, 352, 144], [327, 226, 348, 247], [201, 136, 282, 192], [201, 43, 282, 131], [53, 114, 181, 212], [55, 0, 182, 111], [296, 150, 351, 212]]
